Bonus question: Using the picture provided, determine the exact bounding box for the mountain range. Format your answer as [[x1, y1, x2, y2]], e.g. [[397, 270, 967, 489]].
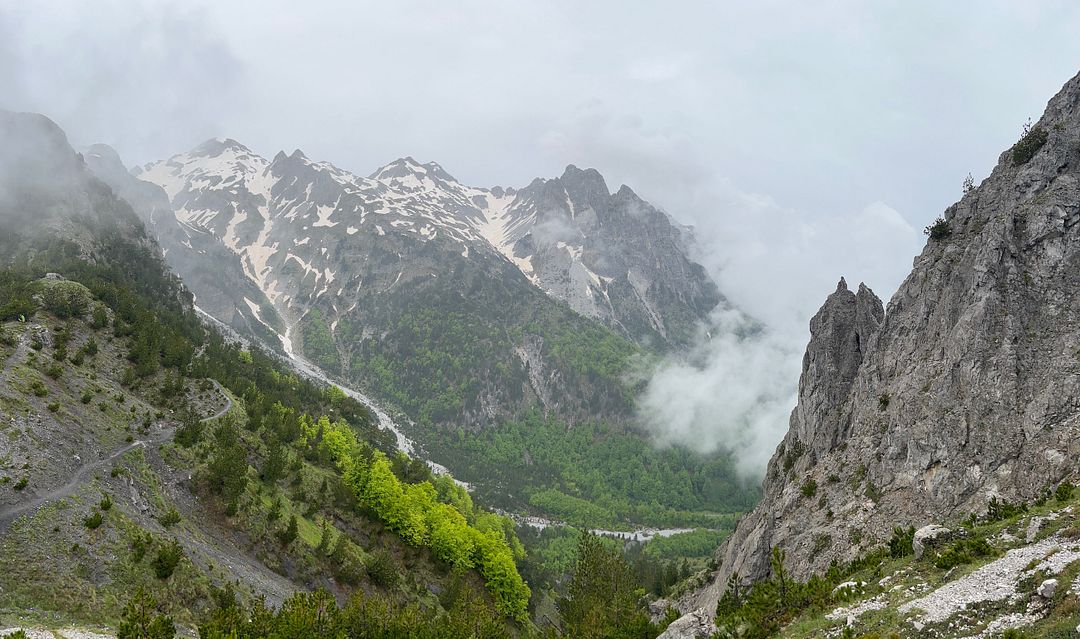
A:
[[5, 67, 1080, 639]]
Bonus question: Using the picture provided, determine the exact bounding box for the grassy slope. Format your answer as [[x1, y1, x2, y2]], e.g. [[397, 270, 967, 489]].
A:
[[726, 490, 1080, 639]]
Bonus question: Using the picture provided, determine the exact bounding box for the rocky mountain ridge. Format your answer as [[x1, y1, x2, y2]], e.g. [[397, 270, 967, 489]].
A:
[[135, 140, 722, 351], [671, 69, 1080, 630]]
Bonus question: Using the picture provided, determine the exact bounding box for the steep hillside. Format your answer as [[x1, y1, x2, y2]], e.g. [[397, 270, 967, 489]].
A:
[[668, 70, 1080, 634], [0, 110, 533, 633]]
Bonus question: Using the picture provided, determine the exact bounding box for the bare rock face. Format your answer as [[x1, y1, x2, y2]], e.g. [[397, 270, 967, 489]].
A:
[[655, 608, 717, 639], [912, 524, 954, 560], [1037, 578, 1058, 598], [794, 278, 884, 454], [678, 69, 1080, 620]]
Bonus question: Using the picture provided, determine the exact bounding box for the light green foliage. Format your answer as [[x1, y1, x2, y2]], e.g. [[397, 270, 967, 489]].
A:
[[302, 419, 531, 620], [432, 474, 474, 520]]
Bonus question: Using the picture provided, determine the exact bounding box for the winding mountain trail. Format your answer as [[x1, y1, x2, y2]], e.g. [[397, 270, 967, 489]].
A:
[[0, 377, 232, 532]]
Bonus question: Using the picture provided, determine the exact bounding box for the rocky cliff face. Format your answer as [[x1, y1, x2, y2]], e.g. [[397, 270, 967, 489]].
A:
[[505, 165, 723, 345], [0, 111, 160, 262], [679, 70, 1080, 620]]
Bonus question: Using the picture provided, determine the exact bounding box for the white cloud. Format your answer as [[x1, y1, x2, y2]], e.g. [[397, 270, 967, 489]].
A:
[[637, 309, 801, 478]]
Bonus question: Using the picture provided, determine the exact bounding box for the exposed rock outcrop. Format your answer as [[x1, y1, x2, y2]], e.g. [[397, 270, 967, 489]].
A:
[[674, 69, 1080, 627], [912, 524, 954, 560]]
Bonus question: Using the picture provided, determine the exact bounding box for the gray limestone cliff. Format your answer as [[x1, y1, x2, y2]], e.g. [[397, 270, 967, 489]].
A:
[[674, 69, 1080, 626]]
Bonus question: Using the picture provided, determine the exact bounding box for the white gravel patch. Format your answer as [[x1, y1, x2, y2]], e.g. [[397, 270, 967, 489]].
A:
[[826, 595, 887, 622], [1, 630, 57, 639], [973, 602, 1047, 639], [1030, 545, 1080, 575], [58, 630, 115, 639], [1, 628, 116, 639], [899, 536, 1079, 623]]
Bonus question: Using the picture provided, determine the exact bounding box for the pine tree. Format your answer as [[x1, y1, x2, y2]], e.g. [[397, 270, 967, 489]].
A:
[[118, 588, 175, 639], [279, 514, 299, 546], [557, 532, 653, 638], [261, 437, 286, 484], [771, 546, 788, 603], [315, 519, 333, 555]]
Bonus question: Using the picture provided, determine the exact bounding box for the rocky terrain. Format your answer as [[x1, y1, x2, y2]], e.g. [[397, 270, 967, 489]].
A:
[[665, 69, 1080, 637], [663, 491, 1080, 638], [129, 140, 726, 436], [136, 143, 721, 351]]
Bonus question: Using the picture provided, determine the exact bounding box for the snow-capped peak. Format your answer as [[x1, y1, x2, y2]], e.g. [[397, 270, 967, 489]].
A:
[[135, 138, 718, 346], [191, 137, 256, 157]]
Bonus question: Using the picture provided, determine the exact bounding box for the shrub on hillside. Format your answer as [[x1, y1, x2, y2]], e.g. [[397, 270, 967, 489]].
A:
[[278, 514, 299, 546], [365, 549, 399, 588], [118, 589, 175, 639], [41, 280, 92, 319], [888, 526, 915, 558], [924, 217, 951, 241], [84, 511, 104, 529], [330, 536, 366, 585], [158, 507, 181, 528], [934, 536, 995, 570], [152, 539, 183, 579], [1056, 482, 1075, 503], [1012, 125, 1048, 165]]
